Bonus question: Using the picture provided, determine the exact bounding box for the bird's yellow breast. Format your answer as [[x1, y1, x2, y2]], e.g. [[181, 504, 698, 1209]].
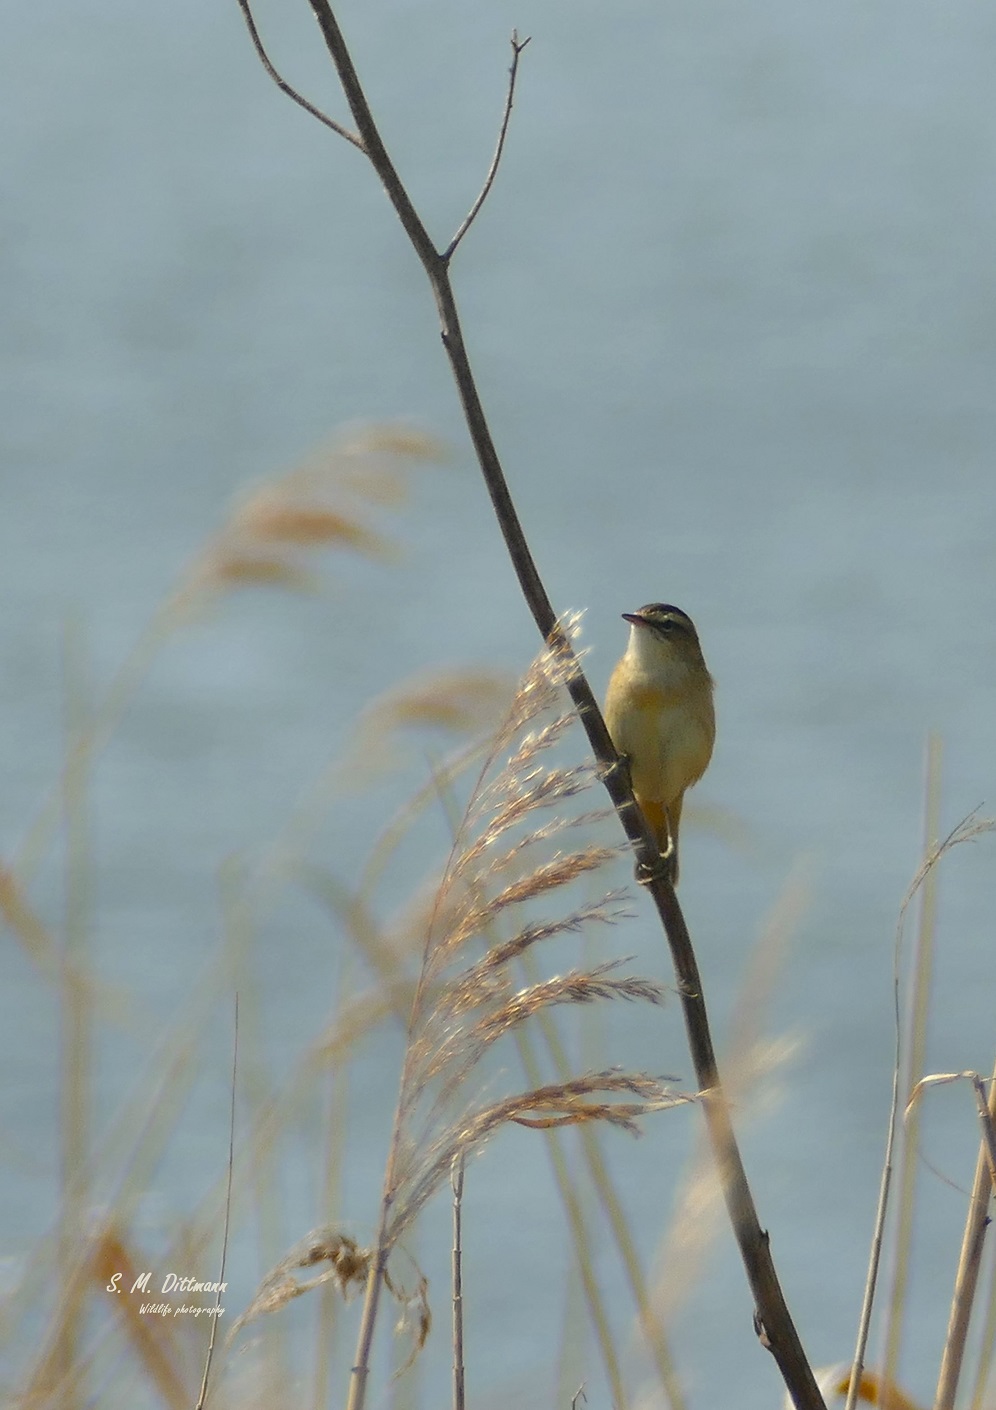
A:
[[605, 664, 715, 808]]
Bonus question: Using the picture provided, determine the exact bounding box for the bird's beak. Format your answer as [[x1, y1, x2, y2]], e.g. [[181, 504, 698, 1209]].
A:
[[622, 612, 648, 627]]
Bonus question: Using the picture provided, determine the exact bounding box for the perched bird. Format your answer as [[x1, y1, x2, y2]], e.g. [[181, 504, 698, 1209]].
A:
[[604, 604, 715, 884]]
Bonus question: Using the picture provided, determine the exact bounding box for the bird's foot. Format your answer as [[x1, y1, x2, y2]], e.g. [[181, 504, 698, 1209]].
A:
[[601, 751, 633, 792], [634, 839, 677, 887]]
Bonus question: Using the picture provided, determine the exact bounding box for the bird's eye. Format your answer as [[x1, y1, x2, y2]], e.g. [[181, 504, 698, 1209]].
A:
[[658, 620, 674, 633]]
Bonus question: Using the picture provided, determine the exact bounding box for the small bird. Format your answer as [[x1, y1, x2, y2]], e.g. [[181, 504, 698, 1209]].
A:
[[604, 604, 715, 884]]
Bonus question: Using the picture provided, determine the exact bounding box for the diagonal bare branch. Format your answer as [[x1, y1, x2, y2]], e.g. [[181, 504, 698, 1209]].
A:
[[235, 7, 827, 1408], [306, 0, 441, 268], [234, 0, 365, 151]]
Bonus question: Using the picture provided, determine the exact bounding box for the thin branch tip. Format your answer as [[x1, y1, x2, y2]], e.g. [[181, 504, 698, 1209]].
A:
[[234, 0, 365, 150], [443, 29, 531, 261]]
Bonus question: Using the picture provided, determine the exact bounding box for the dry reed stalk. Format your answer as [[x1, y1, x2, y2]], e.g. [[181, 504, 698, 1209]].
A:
[[906, 1063, 996, 1410], [450, 1156, 466, 1410], [879, 736, 944, 1400], [50, 627, 95, 1410], [193, 998, 239, 1410], [512, 1016, 634, 1410], [0, 866, 136, 1025], [311, 1060, 352, 1410], [967, 1241, 996, 1409], [843, 792, 994, 1410], [90, 1227, 192, 1410]]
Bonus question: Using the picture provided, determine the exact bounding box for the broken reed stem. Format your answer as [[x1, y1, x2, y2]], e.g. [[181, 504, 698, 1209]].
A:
[[934, 1061, 996, 1410], [237, 6, 825, 1406], [967, 1248, 996, 1409]]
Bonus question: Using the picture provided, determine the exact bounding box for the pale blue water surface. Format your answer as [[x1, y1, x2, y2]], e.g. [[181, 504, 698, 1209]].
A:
[[3, 2, 996, 1407]]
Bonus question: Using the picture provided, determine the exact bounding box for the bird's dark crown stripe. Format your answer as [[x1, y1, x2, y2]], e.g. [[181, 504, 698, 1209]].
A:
[[634, 603, 695, 632]]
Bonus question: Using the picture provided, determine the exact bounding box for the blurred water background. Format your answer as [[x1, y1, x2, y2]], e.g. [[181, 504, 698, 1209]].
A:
[[3, 2, 996, 1406]]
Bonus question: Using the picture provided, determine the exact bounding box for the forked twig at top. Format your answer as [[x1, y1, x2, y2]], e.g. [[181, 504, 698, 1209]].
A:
[[443, 33, 532, 263], [234, 0, 365, 152]]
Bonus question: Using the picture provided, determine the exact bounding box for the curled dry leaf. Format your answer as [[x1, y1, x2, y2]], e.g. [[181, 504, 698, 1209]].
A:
[[228, 1230, 371, 1344], [229, 1228, 432, 1372], [386, 1272, 432, 1377]]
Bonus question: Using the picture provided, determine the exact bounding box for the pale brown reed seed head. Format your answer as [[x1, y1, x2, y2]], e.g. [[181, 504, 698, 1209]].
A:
[[391, 1072, 691, 1246], [179, 422, 443, 603], [376, 619, 684, 1250]]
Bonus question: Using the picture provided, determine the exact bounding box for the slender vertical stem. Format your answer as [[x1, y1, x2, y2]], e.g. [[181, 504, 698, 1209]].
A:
[[56, 622, 93, 1410], [451, 1157, 466, 1410], [347, 1240, 390, 1410], [882, 736, 942, 1393], [196, 994, 240, 1410], [967, 1240, 996, 1409], [844, 741, 943, 1410]]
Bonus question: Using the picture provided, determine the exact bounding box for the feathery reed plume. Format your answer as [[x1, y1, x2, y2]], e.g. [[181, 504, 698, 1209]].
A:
[[378, 617, 682, 1250], [181, 422, 443, 606]]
